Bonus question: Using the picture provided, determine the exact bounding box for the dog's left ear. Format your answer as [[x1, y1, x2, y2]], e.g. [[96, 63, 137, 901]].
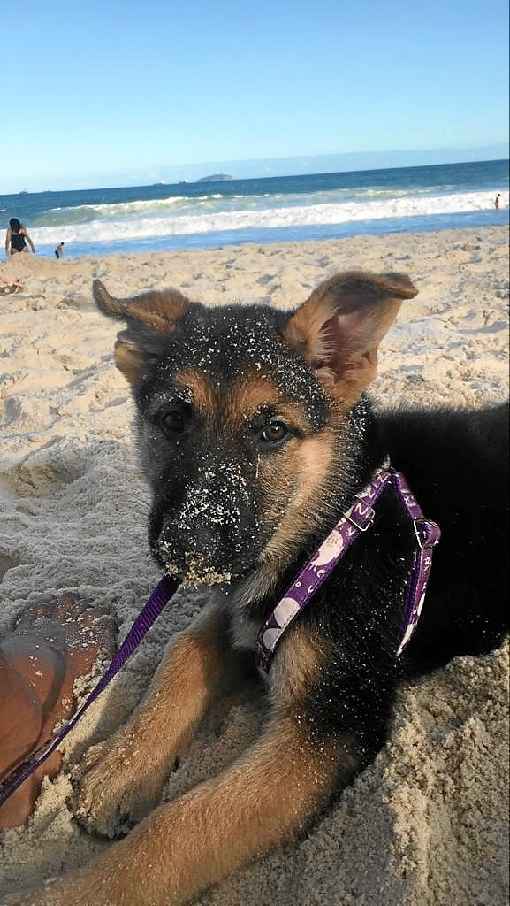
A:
[[283, 271, 417, 401], [93, 280, 191, 384]]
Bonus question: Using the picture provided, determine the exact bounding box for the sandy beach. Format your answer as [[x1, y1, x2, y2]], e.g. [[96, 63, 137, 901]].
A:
[[0, 225, 508, 905]]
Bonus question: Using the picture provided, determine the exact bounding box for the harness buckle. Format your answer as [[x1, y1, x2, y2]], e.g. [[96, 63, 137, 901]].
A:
[[414, 518, 441, 549]]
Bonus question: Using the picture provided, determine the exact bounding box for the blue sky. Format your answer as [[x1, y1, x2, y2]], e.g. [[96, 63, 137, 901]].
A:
[[3, 0, 509, 192]]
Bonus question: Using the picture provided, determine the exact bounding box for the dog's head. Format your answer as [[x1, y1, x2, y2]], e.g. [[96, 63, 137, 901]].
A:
[[94, 272, 416, 594]]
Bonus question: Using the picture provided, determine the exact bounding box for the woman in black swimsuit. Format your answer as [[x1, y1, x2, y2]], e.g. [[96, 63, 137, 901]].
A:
[[5, 218, 36, 256]]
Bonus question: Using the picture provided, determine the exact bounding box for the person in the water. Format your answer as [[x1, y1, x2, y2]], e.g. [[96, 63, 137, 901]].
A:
[[4, 218, 36, 257]]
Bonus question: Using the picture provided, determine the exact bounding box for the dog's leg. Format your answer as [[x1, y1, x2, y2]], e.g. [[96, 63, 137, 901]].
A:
[[14, 713, 351, 906], [10, 628, 370, 906], [73, 600, 243, 838]]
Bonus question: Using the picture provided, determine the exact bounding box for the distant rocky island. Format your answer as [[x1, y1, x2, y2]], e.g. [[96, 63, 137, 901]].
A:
[[196, 173, 233, 182]]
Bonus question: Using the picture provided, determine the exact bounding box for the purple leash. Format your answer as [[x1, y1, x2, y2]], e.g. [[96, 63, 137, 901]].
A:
[[0, 463, 440, 809], [0, 574, 179, 808]]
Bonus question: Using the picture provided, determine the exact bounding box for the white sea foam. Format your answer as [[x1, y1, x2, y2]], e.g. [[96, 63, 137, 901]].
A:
[[46, 193, 225, 217], [31, 190, 508, 245], [84, 194, 225, 214]]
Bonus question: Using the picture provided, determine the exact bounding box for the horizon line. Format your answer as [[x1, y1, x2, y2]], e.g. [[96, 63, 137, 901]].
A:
[[2, 147, 508, 198]]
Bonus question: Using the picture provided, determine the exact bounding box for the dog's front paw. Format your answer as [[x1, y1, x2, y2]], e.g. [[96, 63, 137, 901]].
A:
[[71, 733, 170, 838]]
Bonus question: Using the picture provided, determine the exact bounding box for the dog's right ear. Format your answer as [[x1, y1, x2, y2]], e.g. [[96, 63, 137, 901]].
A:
[[93, 280, 191, 384], [283, 271, 417, 404]]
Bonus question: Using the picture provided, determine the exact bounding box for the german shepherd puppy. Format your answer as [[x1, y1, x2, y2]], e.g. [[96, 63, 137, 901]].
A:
[[12, 273, 508, 906]]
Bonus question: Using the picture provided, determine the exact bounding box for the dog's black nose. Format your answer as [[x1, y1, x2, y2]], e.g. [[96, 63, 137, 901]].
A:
[[156, 516, 226, 579]]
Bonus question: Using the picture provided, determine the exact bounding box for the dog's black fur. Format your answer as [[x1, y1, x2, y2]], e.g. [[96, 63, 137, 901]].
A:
[[25, 275, 507, 906], [382, 403, 509, 670], [289, 399, 509, 762]]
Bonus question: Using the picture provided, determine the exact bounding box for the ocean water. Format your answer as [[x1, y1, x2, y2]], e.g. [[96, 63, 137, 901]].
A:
[[1, 159, 508, 258]]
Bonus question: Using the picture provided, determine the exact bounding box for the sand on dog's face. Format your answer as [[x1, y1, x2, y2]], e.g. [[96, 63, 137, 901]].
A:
[[117, 271, 415, 593], [0, 228, 508, 906], [136, 303, 334, 588]]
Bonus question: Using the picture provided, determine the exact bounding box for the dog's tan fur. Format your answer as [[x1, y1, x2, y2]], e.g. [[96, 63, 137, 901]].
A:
[[261, 431, 338, 567], [15, 608, 351, 906], [269, 623, 333, 707], [94, 280, 191, 385], [175, 369, 217, 413], [94, 282, 190, 334], [7, 271, 421, 906], [73, 602, 246, 838], [60, 716, 344, 906], [228, 373, 281, 421], [284, 270, 417, 403]]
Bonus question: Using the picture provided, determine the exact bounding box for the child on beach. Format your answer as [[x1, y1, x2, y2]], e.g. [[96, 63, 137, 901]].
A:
[[4, 218, 36, 257], [55, 241, 65, 258]]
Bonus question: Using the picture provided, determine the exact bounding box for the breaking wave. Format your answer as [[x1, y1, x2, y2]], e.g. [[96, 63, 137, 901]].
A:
[[31, 189, 508, 246]]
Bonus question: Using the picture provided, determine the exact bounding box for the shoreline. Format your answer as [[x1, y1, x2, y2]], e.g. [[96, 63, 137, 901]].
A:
[[1, 223, 509, 904], [3, 220, 509, 268], [29, 206, 509, 259]]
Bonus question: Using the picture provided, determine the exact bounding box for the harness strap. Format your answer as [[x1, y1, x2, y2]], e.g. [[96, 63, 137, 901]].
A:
[[392, 470, 441, 655], [256, 466, 440, 671]]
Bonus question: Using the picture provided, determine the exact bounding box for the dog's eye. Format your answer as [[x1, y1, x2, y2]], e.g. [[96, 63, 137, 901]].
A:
[[259, 419, 289, 447], [159, 406, 190, 436]]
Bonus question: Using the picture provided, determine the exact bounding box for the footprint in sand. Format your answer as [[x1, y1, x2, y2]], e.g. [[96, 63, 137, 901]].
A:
[[0, 594, 116, 829], [255, 273, 277, 286], [0, 551, 20, 583], [2, 440, 88, 497]]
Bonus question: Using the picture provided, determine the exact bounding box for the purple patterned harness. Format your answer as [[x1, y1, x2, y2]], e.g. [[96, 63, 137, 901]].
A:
[[257, 462, 441, 670], [0, 463, 439, 808]]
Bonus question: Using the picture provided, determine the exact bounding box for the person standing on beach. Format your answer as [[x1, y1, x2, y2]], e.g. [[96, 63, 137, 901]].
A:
[[4, 218, 36, 257], [54, 242, 65, 259], [494, 193, 501, 209]]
